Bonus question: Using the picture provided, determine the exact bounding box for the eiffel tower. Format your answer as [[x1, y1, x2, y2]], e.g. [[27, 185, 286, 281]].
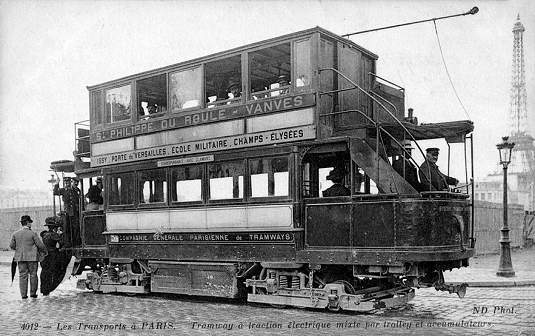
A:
[[475, 15, 535, 211]]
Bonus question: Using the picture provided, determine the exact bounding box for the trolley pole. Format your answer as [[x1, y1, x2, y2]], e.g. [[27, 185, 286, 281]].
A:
[[496, 137, 515, 277], [342, 7, 478, 38]]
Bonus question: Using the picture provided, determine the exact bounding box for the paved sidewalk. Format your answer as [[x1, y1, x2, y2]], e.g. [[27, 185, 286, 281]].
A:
[[444, 247, 535, 287], [1, 248, 533, 287]]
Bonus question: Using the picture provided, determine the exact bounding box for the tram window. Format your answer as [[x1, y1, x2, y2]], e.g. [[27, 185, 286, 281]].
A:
[[137, 74, 167, 119], [208, 161, 244, 200], [205, 55, 242, 107], [90, 90, 103, 127], [302, 152, 350, 198], [249, 43, 290, 100], [170, 165, 203, 202], [294, 39, 311, 89], [109, 173, 135, 205], [169, 66, 202, 112], [105, 85, 132, 123], [250, 157, 289, 197], [139, 169, 167, 204]]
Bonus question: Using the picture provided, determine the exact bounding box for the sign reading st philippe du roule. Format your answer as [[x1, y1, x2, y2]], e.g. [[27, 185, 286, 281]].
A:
[[92, 93, 315, 142]]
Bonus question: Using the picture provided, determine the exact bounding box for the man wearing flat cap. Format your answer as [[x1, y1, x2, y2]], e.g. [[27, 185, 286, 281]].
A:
[[419, 147, 458, 191], [9, 215, 47, 299]]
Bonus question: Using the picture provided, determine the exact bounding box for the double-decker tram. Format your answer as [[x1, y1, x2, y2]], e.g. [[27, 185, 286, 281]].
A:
[[53, 27, 475, 312]]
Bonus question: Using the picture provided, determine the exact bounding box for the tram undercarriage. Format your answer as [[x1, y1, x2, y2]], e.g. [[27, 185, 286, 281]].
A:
[[79, 258, 467, 313]]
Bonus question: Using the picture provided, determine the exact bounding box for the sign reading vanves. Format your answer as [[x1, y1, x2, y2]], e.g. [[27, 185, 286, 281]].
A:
[[92, 93, 315, 142], [109, 231, 295, 244], [92, 125, 315, 167]]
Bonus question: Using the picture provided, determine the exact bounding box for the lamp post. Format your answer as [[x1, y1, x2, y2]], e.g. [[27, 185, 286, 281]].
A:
[[496, 136, 515, 277], [47, 174, 57, 215]]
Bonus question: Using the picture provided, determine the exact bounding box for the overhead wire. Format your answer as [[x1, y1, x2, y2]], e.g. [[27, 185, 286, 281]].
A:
[[433, 20, 472, 120]]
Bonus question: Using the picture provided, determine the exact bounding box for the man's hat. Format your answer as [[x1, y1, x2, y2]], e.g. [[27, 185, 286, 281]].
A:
[[426, 147, 440, 154], [96, 177, 103, 182], [63, 176, 71, 181], [326, 168, 346, 181], [72, 176, 80, 182], [227, 78, 240, 90], [278, 75, 289, 85], [44, 217, 61, 227], [401, 140, 413, 149], [20, 215, 33, 223]]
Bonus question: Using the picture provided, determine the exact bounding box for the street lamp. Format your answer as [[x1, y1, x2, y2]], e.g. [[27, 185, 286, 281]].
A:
[[496, 136, 515, 277], [48, 174, 57, 215]]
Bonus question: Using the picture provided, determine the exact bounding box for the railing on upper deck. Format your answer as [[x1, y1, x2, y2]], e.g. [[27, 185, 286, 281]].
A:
[[75, 120, 91, 158], [317, 67, 431, 192]]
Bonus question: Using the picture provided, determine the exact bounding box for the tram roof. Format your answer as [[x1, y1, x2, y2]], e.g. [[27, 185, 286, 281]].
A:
[[381, 120, 474, 143], [87, 26, 378, 91]]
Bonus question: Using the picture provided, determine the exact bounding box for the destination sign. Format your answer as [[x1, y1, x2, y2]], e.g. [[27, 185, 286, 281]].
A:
[[109, 231, 295, 244], [91, 125, 315, 167], [92, 93, 315, 142]]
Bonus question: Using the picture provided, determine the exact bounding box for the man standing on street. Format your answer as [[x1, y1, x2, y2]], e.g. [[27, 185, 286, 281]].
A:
[[9, 215, 47, 299]]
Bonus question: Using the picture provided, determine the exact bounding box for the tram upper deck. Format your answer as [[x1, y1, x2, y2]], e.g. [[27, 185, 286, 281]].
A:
[[76, 27, 410, 169]]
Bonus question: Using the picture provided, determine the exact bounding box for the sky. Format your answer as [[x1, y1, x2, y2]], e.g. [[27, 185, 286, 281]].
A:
[[0, 0, 534, 191]]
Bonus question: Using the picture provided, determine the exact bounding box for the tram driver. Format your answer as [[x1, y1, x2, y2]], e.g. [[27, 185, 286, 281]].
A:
[[418, 147, 458, 191], [322, 167, 351, 197]]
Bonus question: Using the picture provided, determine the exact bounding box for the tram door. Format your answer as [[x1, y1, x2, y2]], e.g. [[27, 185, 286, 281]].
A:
[[80, 176, 106, 247], [302, 147, 353, 248]]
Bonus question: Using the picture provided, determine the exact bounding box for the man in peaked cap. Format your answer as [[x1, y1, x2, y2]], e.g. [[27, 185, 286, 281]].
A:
[[9, 215, 47, 299], [54, 176, 81, 246], [418, 147, 459, 191]]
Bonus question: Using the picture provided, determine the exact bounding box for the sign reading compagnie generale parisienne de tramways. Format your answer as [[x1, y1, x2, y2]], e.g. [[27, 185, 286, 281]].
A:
[[91, 93, 315, 142], [91, 125, 316, 167], [109, 231, 295, 244]]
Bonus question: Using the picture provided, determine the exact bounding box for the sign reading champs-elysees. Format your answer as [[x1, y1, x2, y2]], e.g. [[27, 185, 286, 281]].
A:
[[92, 125, 315, 167]]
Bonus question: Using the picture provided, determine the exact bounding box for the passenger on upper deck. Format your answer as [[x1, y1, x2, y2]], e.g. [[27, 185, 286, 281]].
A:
[[322, 168, 351, 197], [419, 148, 458, 191], [277, 75, 290, 94], [392, 140, 421, 191], [227, 78, 241, 99]]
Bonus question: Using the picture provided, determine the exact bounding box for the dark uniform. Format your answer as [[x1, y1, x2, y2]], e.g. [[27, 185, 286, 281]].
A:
[[86, 185, 103, 205], [418, 149, 458, 191], [54, 178, 81, 246], [393, 156, 421, 191], [40, 217, 63, 296]]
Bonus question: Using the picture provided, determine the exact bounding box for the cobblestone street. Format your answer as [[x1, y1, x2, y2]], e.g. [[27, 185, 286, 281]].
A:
[[0, 265, 533, 336]]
